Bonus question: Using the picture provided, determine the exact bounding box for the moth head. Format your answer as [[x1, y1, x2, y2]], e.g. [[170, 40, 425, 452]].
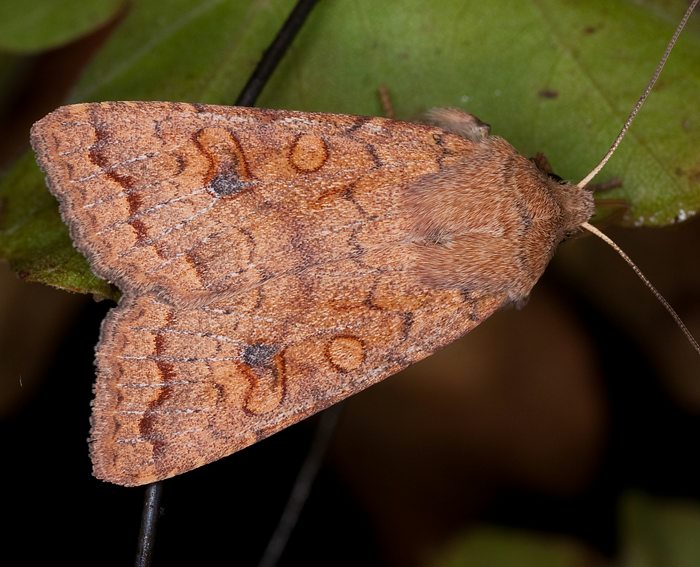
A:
[[530, 151, 595, 235]]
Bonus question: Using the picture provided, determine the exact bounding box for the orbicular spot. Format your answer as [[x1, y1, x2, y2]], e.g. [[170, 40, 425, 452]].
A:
[[208, 167, 246, 197], [242, 343, 278, 367], [326, 335, 365, 373], [289, 134, 328, 172]]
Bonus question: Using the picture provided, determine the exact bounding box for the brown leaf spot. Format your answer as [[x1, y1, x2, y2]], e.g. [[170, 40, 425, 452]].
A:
[[538, 88, 559, 99], [688, 166, 700, 184]]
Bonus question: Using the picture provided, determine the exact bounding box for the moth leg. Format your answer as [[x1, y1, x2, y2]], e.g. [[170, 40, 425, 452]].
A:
[[423, 108, 490, 142], [587, 178, 623, 193], [377, 85, 395, 119]]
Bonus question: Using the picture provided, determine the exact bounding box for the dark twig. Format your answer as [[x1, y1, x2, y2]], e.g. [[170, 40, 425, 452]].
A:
[[132, 2, 318, 564], [242, 12, 341, 562], [257, 404, 344, 567], [235, 0, 319, 107], [134, 482, 163, 567]]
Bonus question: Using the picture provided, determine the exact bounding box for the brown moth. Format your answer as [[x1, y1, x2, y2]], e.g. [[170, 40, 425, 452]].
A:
[[29, 4, 696, 487]]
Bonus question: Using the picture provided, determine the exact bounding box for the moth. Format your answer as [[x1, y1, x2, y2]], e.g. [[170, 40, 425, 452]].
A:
[[29, 4, 698, 487]]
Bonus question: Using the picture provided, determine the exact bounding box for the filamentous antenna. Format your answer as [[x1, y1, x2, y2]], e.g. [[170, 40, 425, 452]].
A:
[[578, 0, 699, 190], [576, 0, 700, 357]]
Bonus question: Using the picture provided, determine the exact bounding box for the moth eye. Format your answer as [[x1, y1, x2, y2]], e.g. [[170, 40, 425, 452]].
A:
[[548, 172, 564, 183]]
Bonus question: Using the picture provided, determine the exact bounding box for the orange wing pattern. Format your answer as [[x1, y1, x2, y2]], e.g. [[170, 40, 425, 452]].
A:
[[32, 103, 508, 485]]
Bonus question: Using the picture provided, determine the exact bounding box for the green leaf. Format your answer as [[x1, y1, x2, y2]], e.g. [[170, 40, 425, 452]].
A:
[[259, 0, 700, 226], [622, 491, 700, 567], [426, 492, 700, 566], [0, 0, 124, 54], [1, 0, 699, 295], [0, 153, 116, 298], [428, 526, 587, 567], [68, 0, 295, 104]]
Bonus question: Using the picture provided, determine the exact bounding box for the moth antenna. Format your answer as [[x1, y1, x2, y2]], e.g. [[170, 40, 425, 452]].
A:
[[577, 0, 699, 189], [576, 3, 700, 356], [580, 222, 700, 357]]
